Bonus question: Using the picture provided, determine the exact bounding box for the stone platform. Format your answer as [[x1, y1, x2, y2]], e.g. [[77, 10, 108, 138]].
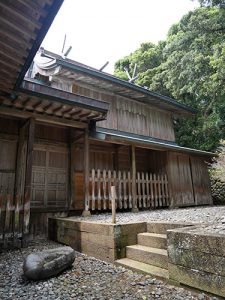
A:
[[49, 217, 225, 298]]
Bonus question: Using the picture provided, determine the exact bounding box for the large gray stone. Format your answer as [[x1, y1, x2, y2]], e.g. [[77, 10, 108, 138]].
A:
[[23, 246, 75, 280]]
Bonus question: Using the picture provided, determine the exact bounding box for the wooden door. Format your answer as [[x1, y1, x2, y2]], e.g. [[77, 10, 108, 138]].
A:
[[190, 156, 212, 205], [31, 145, 68, 210], [167, 152, 195, 207]]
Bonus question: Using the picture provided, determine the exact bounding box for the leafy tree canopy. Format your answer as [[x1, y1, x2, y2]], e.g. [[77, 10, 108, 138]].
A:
[[196, 0, 225, 7], [114, 6, 225, 151]]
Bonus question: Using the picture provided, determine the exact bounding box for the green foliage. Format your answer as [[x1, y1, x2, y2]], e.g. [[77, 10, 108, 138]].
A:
[[210, 140, 225, 203], [114, 6, 225, 152], [196, 0, 225, 7], [211, 140, 225, 182]]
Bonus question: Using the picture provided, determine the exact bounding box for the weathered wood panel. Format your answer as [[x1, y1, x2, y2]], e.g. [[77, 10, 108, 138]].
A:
[[0, 137, 18, 247], [117, 146, 130, 171], [72, 83, 175, 141], [100, 96, 175, 141], [167, 152, 194, 207], [0, 139, 17, 170], [31, 144, 68, 209], [35, 123, 69, 143], [190, 156, 212, 205], [0, 117, 19, 135], [74, 142, 115, 172], [23, 119, 35, 237], [0, 119, 35, 247], [29, 211, 68, 238], [73, 172, 84, 211]]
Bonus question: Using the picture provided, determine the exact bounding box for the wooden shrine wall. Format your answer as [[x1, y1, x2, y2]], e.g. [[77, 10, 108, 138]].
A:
[[167, 152, 212, 207], [0, 118, 73, 239], [30, 123, 71, 236], [190, 156, 212, 205], [72, 83, 175, 142]]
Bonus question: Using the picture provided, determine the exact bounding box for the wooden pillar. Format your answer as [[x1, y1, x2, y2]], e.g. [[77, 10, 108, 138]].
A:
[[22, 118, 35, 244], [14, 121, 27, 246], [68, 129, 75, 213], [82, 128, 91, 216], [131, 145, 138, 212]]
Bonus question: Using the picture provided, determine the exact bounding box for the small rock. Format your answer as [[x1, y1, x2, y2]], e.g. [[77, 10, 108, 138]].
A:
[[198, 293, 206, 300]]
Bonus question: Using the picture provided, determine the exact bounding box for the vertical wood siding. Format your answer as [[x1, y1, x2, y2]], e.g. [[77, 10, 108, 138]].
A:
[[167, 152, 195, 207], [167, 152, 212, 207], [31, 145, 68, 209], [190, 156, 212, 205], [72, 83, 175, 141]]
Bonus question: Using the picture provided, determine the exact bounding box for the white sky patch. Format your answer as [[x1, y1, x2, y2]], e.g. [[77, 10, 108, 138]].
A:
[[42, 0, 199, 74]]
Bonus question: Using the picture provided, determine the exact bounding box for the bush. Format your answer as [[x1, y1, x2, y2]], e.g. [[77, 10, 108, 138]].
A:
[[210, 140, 225, 203]]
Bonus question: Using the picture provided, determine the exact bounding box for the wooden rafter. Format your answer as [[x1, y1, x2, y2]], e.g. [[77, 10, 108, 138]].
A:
[[0, 0, 64, 95]]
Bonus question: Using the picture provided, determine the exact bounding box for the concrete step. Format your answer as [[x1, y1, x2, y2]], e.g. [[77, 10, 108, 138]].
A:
[[138, 232, 167, 249], [147, 222, 194, 234], [115, 258, 169, 280], [126, 244, 168, 269]]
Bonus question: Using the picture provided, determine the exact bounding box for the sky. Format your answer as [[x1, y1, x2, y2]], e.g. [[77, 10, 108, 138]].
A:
[[42, 0, 199, 74]]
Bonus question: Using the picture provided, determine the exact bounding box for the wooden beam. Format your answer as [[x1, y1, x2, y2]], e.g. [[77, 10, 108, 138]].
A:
[[0, 106, 88, 129], [131, 145, 138, 212], [82, 128, 91, 216]]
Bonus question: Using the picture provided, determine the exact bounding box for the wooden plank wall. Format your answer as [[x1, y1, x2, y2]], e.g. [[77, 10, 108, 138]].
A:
[[0, 118, 35, 247], [31, 145, 68, 209], [167, 152, 195, 207], [167, 152, 212, 207], [0, 134, 18, 247], [0, 119, 77, 241], [190, 156, 212, 205], [29, 124, 72, 237], [35, 123, 69, 143], [72, 83, 175, 141]]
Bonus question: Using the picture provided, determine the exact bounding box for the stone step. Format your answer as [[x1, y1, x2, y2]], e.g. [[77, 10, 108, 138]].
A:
[[138, 232, 167, 249], [115, 258, 169, 280], [126, 244, 168, 269], [147, 222, 194, 234]]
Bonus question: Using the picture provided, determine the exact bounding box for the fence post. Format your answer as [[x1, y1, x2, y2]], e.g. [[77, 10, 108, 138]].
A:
[[111, 186, 116, 224]]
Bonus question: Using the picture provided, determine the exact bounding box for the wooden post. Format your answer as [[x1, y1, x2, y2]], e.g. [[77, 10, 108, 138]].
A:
[[68, 128, 75, 213], [14, 120, 28, 246], [22, 118, 35, 246], [131, 145, 138, 212], [111, 186, 116, 224], [82, 128, 91, 217]]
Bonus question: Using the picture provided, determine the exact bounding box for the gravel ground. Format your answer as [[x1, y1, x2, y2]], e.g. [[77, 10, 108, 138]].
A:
[[0, 240, 219, 300], [71, 205, 225, 226]]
